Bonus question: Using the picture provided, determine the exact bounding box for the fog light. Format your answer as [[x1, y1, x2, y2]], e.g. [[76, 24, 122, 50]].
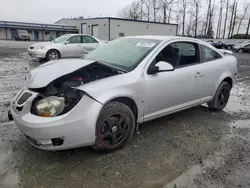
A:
[[51, 138, 64, 146]]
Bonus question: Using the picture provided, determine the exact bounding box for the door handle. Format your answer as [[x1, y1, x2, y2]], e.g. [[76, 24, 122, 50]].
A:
[[195, 72, 203, 77]]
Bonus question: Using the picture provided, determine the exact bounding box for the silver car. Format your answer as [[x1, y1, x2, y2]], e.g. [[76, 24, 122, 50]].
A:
[[10, 36, 238, 151], [28, 34, 103, 61]]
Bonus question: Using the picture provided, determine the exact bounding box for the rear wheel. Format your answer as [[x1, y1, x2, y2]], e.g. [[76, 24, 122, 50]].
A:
[[238, 49, 243, 53], [93, 101, 135, 151], [46, 50, 60, 61], [208, 81, 231, 111]]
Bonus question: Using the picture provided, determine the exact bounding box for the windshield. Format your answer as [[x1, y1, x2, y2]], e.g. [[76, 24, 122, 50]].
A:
[[54, 35, 70, 43], [85, 37, 161, 71], [18, 30, 28, 34]]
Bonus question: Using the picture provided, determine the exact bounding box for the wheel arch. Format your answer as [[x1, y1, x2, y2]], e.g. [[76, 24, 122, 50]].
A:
[[85, 88, 144, 123], [222, 77, 233, 89], [213, 72, 234, 97], [46, 48, 61, 58], [109, 97, 138, 122]]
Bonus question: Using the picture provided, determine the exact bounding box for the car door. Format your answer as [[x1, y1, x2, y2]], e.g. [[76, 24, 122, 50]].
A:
[[62, 35, 83, 57], [81, 36, 99, 55], [143, 41, 204, 121]]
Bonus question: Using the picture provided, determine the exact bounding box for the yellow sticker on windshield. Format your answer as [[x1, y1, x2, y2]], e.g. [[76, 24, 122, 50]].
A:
[[136, 42, 155, 48]]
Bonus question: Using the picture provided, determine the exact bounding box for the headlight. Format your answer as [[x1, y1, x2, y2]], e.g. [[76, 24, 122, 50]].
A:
[[37, 45, 46, 49], [35, 96, 65, 117]]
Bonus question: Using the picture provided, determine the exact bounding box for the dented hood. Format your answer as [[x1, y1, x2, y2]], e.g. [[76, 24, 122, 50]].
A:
[[27, 59, 95, 88]]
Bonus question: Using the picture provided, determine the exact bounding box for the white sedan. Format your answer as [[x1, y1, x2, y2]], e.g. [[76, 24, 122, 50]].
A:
[[28, 34, 104, 61]]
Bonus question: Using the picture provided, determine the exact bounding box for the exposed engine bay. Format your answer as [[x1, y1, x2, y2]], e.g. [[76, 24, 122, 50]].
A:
[[29, 62, 122, 116]]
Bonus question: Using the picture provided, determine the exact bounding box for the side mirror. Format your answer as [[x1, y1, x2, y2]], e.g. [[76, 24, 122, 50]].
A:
[[148, 61, 174, 74], [64, 40, 69, 45], [49, 35, 54, 41]]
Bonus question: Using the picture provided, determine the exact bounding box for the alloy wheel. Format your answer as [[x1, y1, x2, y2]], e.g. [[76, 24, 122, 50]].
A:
[[98, 113, 130, 147], [218, 86, 230, 109], [48, 51, 59, 60]]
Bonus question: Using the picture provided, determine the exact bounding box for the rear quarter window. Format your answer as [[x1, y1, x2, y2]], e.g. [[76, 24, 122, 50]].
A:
[[203, 45, 222, 62]]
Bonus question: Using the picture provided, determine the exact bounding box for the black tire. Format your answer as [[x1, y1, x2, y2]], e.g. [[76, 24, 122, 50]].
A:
[[93, 101, 135, 151], [46, 49, 61, 61], [207, 81, 231, 111], [238, 49, 243, 53]]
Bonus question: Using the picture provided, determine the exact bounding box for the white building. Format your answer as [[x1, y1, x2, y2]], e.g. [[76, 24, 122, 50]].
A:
[[0, 20, 78, 41], [55, 17, 178, 41]]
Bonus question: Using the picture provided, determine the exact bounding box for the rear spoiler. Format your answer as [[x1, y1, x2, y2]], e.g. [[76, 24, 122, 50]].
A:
[[219, 49, 233, 55]]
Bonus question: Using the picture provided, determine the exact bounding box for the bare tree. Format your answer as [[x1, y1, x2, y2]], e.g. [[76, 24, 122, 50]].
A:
[[230, 0, 238, 38], [144, 0, 151, 21], [161, 0, 168, 23], [246, 18, 250, 37], [174, 9, 182, 34], [222, 0, 229, 38], [191, 0, 201, 37], [151, 0, 160, 22], [216, 0, 224, 38], [167, 0, 176, 23], [181, 0, 188, 35], [236, 3, 249, 35], [204, 0, 212, 35], [204, 0, 215, 37], [118, 1, 140, 20], [186, 15, 193, 36], [139, 0, 144, 20], [228, 0, 238, 38], [161, 0, 176, 23]]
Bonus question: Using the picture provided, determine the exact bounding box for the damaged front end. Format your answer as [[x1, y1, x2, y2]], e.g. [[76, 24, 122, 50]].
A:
[[27, 62, 121, 117]]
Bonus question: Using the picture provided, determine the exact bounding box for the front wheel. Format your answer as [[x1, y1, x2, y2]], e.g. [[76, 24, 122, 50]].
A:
[[207, 82, 231, 111], [93, 101, 135, 151], [46, 50, 61, 61]]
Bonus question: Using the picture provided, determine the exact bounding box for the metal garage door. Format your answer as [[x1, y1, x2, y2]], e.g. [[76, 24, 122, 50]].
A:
[[92, 25, 99, 38]]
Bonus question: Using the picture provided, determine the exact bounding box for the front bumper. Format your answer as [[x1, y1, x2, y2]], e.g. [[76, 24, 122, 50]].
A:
[[28, 48, 47, 59], [10, 89, 103, 150]]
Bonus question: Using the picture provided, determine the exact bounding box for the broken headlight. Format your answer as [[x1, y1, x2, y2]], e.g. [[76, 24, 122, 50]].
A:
[[31, 89, 85, 117], [35, 96, 65, 117]]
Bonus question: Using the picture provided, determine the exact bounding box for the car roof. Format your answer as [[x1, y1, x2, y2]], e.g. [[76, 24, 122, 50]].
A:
[[125, 35, 203, 43], [66, 34, 90, 36]]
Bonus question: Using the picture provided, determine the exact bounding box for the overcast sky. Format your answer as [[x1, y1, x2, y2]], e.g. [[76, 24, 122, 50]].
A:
[[1, 0, 134, 24]]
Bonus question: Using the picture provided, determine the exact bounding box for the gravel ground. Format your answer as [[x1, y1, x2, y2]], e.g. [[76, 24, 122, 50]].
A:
[[0, 45, 250, 188]]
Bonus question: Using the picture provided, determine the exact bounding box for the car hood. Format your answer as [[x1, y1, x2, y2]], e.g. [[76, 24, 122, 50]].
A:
[[27, 59, 95, 88], [30, 42, 52, 47], [19, 34, 30, 37]]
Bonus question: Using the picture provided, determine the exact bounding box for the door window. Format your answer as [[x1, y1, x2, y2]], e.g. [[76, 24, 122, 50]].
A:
[[203, 46, 222, 62], [68, 36, 82, 44], [119, 33, 125, 37], [152, 42, 200, 68], [82, 36, 98, 43]]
